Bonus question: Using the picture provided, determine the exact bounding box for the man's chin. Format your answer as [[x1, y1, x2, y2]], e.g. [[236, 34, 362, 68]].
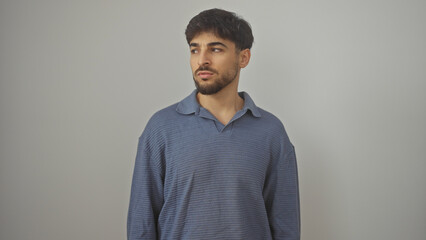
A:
[[193, 77, 226, 95], [197, 88, 219, 95], [196, 85, 222, 95]]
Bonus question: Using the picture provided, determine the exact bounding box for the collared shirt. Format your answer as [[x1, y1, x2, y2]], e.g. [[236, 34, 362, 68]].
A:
[[128, 90, 300, 240]]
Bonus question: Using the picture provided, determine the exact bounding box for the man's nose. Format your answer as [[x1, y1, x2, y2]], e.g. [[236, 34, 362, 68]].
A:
[[198, 51, 211, 66]]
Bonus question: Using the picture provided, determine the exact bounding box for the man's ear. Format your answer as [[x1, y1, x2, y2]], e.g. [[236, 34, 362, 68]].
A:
[[239, 49, 251, 68]]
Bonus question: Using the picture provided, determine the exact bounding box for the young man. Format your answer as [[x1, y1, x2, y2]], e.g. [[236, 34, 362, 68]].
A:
[[128, 8, 300, 240]]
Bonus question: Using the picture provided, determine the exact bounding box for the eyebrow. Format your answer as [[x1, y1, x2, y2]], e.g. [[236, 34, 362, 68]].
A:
[[189, 42, 229, 49]]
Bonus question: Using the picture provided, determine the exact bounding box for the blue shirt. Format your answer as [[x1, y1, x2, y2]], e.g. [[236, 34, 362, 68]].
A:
[[128, 90, 300, 240]]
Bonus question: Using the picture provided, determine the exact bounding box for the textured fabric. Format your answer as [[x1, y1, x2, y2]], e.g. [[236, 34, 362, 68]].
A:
[[128, 90, 300, 240]]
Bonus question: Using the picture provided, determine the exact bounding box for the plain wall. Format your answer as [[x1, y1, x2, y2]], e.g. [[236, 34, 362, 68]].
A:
[[1, 0, 425, 239]]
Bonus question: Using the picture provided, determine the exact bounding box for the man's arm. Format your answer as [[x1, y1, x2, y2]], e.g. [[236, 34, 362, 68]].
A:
[[127, 126, 165, 240], [263, 144, 300, 240]]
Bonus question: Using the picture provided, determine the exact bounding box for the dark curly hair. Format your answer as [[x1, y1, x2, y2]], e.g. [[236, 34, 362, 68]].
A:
[[185, 8, 254, 51]]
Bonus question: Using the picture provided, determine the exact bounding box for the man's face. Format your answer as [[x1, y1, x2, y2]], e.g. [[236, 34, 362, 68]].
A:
[[189, 32, 240, 95]]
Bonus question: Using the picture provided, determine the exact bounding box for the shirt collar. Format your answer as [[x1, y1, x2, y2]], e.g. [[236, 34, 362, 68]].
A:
[[176, 89, 261, 118]]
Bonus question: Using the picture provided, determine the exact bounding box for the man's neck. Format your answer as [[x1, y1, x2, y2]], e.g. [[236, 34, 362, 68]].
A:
[[197, 81, 244, 126]]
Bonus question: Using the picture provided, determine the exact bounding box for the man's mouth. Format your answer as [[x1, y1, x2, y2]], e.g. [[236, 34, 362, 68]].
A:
[[197, 71, 214, 79]]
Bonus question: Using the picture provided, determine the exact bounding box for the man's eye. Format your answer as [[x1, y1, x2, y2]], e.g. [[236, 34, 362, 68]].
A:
[[190, 49, 198, 54], [212, 48, 222, 52]]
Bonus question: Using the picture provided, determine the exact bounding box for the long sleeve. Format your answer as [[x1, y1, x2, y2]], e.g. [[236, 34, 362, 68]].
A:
[[263, 144, 300, 240], [127, 126, 165, 240]]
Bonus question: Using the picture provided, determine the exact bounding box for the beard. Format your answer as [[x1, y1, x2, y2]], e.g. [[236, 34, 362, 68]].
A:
[[193, 63, 239, 95]]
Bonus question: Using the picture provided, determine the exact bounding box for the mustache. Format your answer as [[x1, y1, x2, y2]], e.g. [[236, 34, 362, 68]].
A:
[[195, 66, 218, 75]]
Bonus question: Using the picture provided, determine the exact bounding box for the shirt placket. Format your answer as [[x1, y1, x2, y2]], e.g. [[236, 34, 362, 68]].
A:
[[198, 107, 248, 133]]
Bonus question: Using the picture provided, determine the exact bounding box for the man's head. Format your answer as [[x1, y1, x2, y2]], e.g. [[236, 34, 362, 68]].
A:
[[186, 9, 253, 95], [185, 8, 254, 51]]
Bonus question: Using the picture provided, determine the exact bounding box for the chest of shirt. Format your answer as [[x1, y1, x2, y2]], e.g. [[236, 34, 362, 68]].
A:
[[161, 118, 273, 192]]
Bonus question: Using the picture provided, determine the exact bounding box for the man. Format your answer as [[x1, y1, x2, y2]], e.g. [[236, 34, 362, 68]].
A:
[[128, 8, 300, 240]]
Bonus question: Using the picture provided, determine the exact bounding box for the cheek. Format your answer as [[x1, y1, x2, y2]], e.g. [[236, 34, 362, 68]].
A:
[[190, 59, 198, 71]]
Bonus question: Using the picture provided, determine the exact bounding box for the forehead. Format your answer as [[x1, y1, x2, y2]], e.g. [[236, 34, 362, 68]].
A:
[[190, 32, 235, 47]]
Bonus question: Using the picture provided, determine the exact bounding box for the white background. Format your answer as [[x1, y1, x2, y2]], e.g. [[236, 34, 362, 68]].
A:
[[1, 0, 425, 239]]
